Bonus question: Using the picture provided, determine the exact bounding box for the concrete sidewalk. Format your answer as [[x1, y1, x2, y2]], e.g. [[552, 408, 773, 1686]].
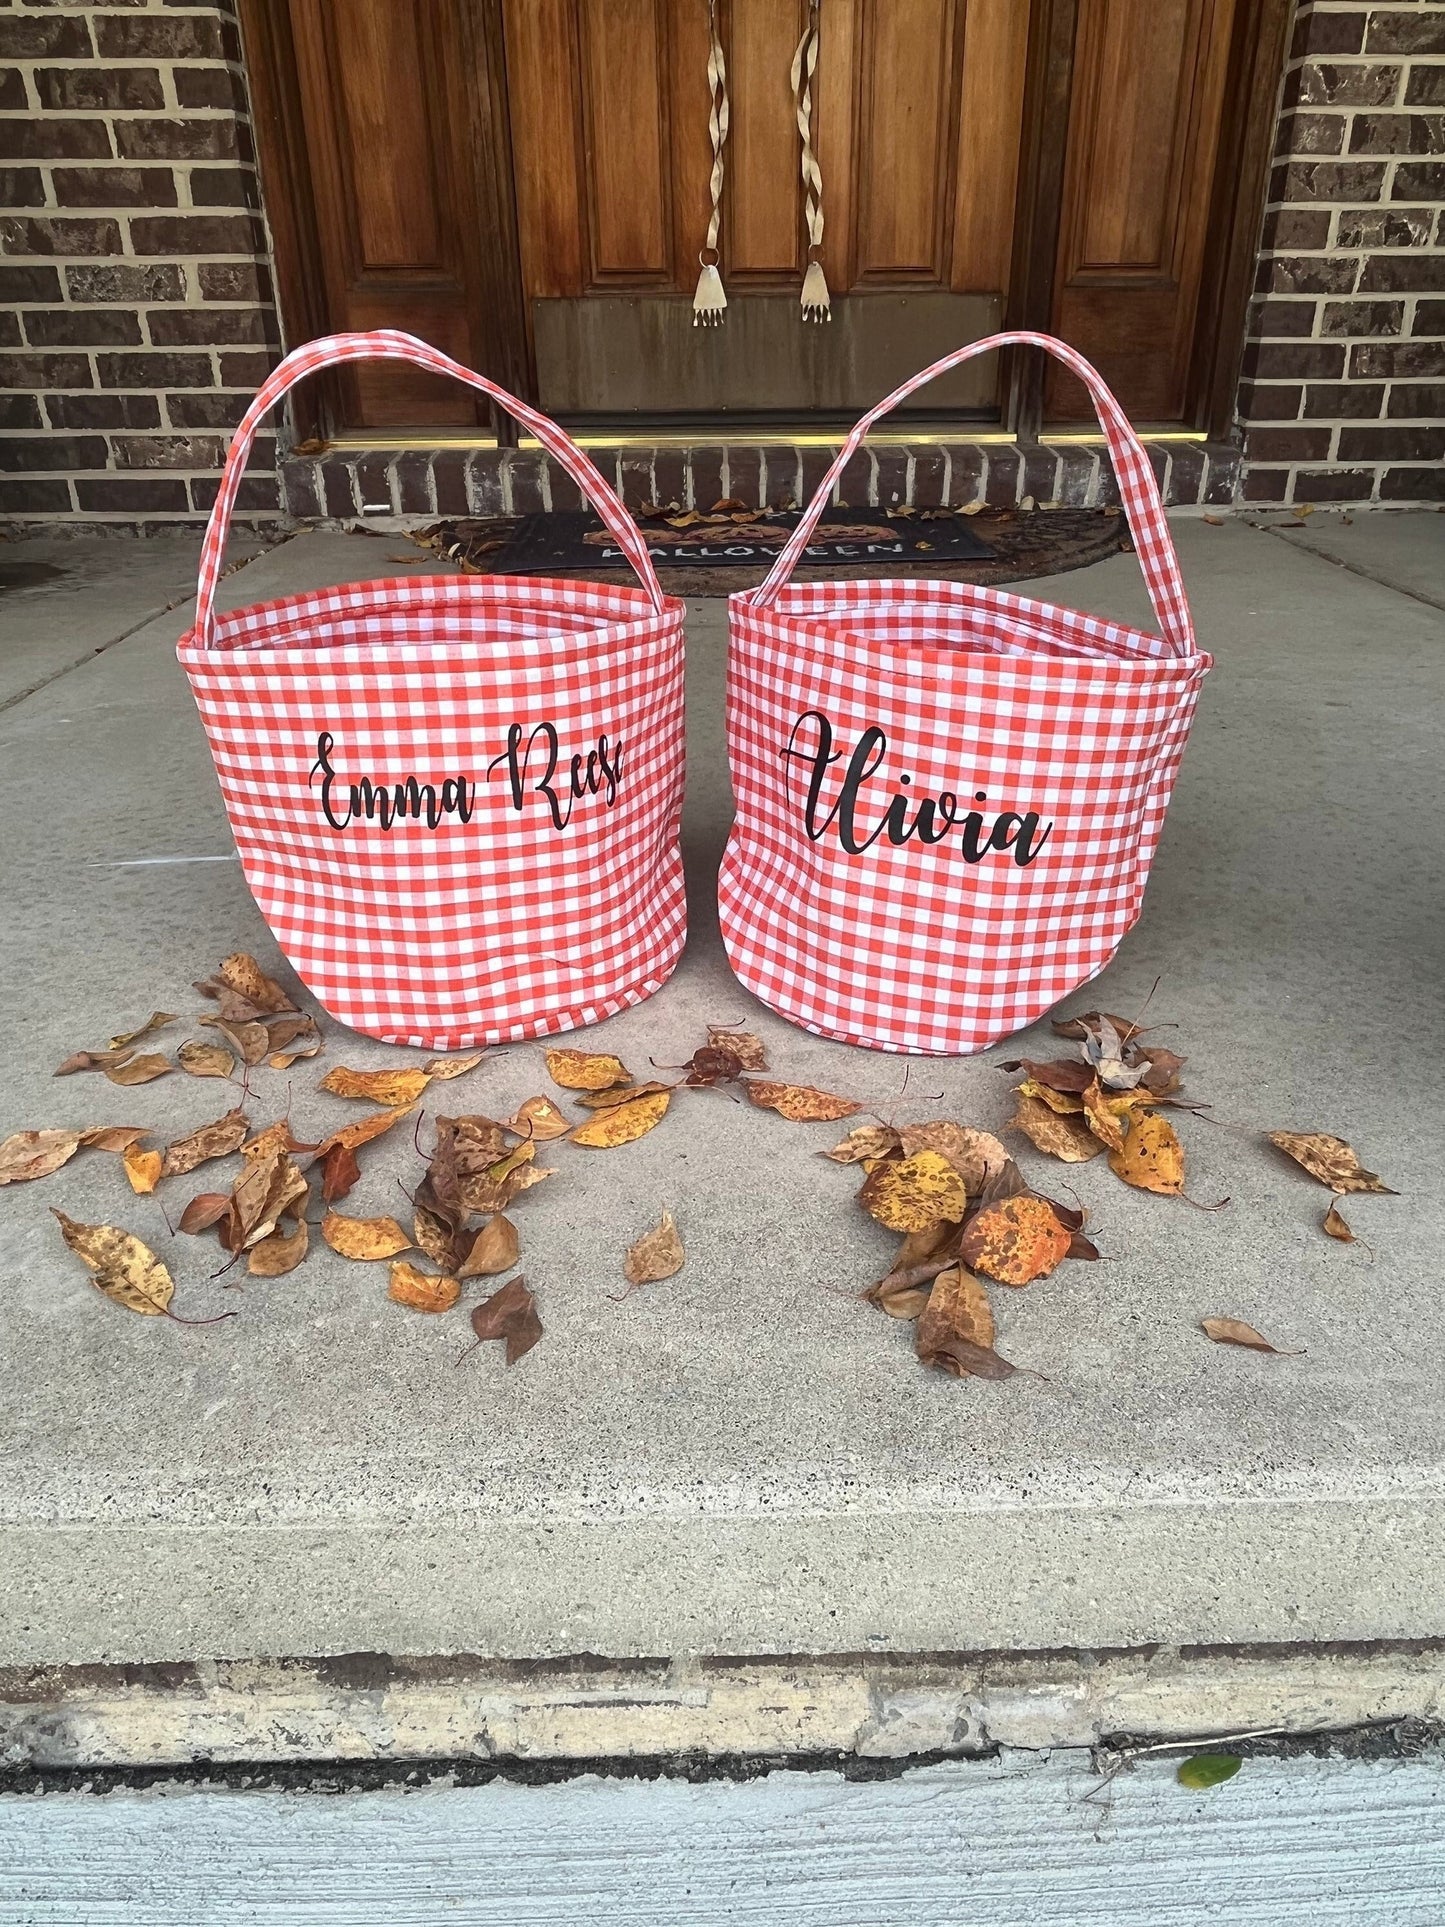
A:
[[0, 511, 1442, 1695]]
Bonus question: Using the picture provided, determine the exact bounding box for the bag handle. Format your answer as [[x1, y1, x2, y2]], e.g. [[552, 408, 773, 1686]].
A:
[[194, 329, 668, 646], [750, 331, 1196, 656]]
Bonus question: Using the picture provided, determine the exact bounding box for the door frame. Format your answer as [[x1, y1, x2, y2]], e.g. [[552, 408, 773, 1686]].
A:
[[241, 0, 1292, 445]]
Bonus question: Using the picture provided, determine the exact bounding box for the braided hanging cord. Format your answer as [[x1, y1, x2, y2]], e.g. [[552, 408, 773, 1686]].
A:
[[792, 0, 829, 321], [693, 0, 729, 325]]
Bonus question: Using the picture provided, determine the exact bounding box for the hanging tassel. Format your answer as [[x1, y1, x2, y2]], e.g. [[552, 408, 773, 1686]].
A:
[[792, 0, 830, 322], [694, 0, 729, 326]]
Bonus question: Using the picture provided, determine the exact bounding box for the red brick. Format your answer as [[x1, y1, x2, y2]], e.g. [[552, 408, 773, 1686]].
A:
[[0, 263, 62, 302], [25, 308, 142, 347], [1387, 382, 1445, 416], [1238, 380, 1304, 419], [430, 450, 469, 517], [189, 166, 260, 208], [0, 167, 45, 208], [1, 215, 122, 255], [320, 460, 358, 518], [722, 447, 764, 508], [279, 459, 322, 519], [33, 66, 164, 110], [75, 477, 190, 513], [1245, 425, 1333, 462], [1241, 466, 1290, 502], [1293, 466, 1378, 501], [129, 213, 264, 256], [0, 351, 91, 389], [94, 14, 235, 59], [1338, 423, 1445, 462], [1301, 381, 1386, 417], [0, 396, 43, 430], [0, 478, 73, 515], [115, 118, 241, 162], [66, 262, 183, 303], [97, 351, 213, 388], [1379, 465, 1445, 499], [394, 450, 434, 516], [0, 14, 92, 56], [148, 307, 271, 346], [984, 448, 1023, 507], [0, 119, 113, 162], [51, 167, 178, 208], [0, 435, 107, 473], [165, 391, 250, 429], [47, 393, 162, 430]]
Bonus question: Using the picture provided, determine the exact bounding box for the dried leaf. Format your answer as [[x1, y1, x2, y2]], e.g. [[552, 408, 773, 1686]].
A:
[[201, 1016, 269, 1066], [897, 1124, 1011, 1193], [1083, 1016, 1150, 1091], [108, 1011, 178, 1051], [744, 1079, 860, 1123], [449, 1115, 513, 1166], [388, 1260, 460, 1313], [458, 1213, 520, 1278], [424, 1051, 485, 1080], [915, 1263, 999, 1370], [1050, 1010, 1138, 1042], [708, 1027, 768, 1070], [545, 1048, 631, 1091], [1015, 1077, 1086, 1115], [179, 1192, 231, 1234], [247, 1218, 309, 1277], [104, 1052, 172, 1086], [1138, 1046, 1187, 1097], [52, 1211, 174, 1316], [263, 1013, 320, 1054], [320, 1141, 362, 1204], [1081, 1079, 1152, 1153], [824, 1125, 903, 1165], [1200, 1317, 1303, 1356], [1323, 1201, 1355, 1242], [322, 1211, 413, 1261], [242, 1119, 315, 1163], [859, 1150, 967, 1234], [999, 1056, 1094, 1094], [315, 1106, 414, 1156], [459, 1148, 555, 1215], [230, 1150, 308, 1249], [623, 1210, 684, 1286], [570, 1088, 671, 1148], [320, 1065, 432, 1107], [161, 1106, 249, 1179], [54, 1046, 136, 1076], [0, 1129, 82, 1186], [1267, 1131, 1395, 1195], [216, 951, 295, 1014], [177, 1040, 235, 1079], [1107, 1112, 1185, 1195], [466, 1275, 542, 1363], [412, 1198, 468, 1272], [573, 1079, 673, 1111], [865, 1276, 935, 1319], [76, 1124, 150, 1154], [507, 1096, 571, 1141], [122, 1144, 162, 1195], [958, 1194, 1072, 1286], [1010, 1092, 1104, 1163]]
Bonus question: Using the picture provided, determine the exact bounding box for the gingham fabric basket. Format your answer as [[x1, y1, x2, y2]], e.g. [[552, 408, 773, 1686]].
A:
[[178, 331, 687, 1050], [720, 331, 1212, 1057]]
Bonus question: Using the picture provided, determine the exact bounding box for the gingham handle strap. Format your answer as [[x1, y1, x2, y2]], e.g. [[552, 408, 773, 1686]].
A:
[[751, 330, 1196, 656], [194, 330, 667, 644]]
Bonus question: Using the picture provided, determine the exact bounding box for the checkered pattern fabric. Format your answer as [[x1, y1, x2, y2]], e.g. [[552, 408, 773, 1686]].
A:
[[720, 332, 1211, 1057], [179, 333, 686, 1049]]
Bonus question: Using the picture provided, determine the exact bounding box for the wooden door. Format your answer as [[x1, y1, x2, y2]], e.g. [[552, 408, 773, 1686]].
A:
[[1046, 0, 1239, 421], [502, 0, 1032, 418]]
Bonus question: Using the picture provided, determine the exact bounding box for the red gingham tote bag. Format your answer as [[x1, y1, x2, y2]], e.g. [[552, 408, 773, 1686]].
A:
[[178, 331, 687, 1050], [720, 331, 1212, 1057]]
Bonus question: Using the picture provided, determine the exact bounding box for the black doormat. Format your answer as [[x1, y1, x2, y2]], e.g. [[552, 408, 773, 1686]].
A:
[[414, 504, 1128, 597]]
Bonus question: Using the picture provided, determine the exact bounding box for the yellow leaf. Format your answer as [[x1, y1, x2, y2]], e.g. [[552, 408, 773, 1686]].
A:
[[320, 1066, 432, 1107], [104, 1052, 172, 1086], [1016, 1077, 1085, 1116], [507, 1095, 572, 1141], [1108, 1112, 1185, 1195], [247, 1219, 310, 1277], [569, 1088, 671, 1147], [321, 1211, 414, 1261], [424, 1051, 485, 1080], [122, 1144, 162, 1195], [897, 1123, 1010, 1191], [314, 1106, 415, 1156], [859, 1150, 967, 1233], [52, 1211, 174, 1316], [545, 1048, 631, 1091], [387, 1260, 460, 1313]]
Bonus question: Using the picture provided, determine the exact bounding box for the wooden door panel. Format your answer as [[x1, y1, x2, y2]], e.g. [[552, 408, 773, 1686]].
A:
[[952, 0, 1032, 295], [1047, 0, 1237, 420], [855, 0, 961, 280], [579, 0, 672, 280], [728, 0, 807, 277], [286, 0, 488, 427]]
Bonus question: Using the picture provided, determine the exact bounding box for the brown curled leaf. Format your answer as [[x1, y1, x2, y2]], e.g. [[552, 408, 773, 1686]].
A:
[[707, 1027, 768, 1070], [623, 1211, 684, 1287], [387, 1260, 460, 1313], [464, 1275, 542, 1364], [161, 1106, 249, 1179], [424, 1051, 485, 1080], [108, 1011, 178, 1051], [1267, 1131, 1395, 1196], [1323, 1200, 1355, 1242], [573, 1079, 674, 1111], [179, 1191, 231, 1234], [104, 1052, 173, 1087], [744, 1079, 860, 1123], [322, 1211, 413, 1261], [214, 952, 296, 1014], [1010, 1092, 1104, 1163], [916, 1263, 995, 1355], [247, 1218, 310, 1277], [54, 1047, 136, 1077], [177, 1040, 235, 1080], [1015, 1077, 1086, 1115], [458, 1213, 520, 1278], [1200, 1317, 1304, 1356], [320, 1141, 362, 1204], [507, 1096, 571, 1141], [201, 1016, 269, 1067]]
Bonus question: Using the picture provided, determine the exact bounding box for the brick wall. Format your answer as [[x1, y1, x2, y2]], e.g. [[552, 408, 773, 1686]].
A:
[[0, 0, 282, 523], [1239, 0, 1445, 504]]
